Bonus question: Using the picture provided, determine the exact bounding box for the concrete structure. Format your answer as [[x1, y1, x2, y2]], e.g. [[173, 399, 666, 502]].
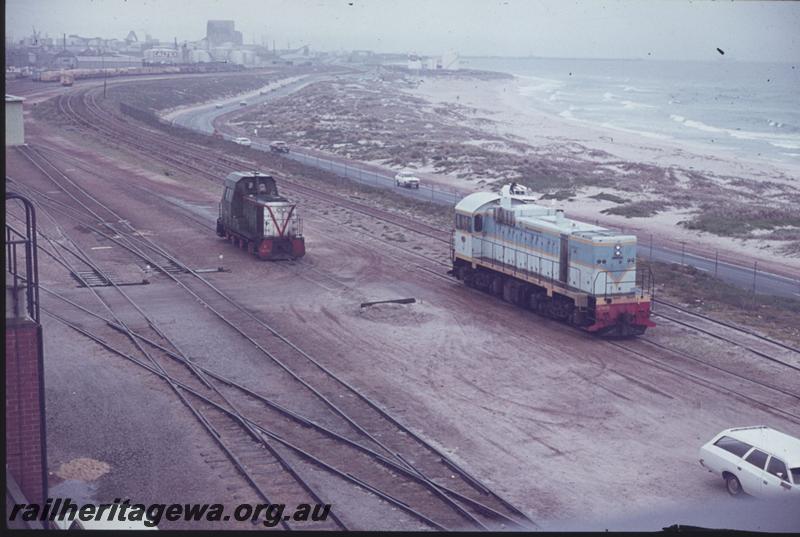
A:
[[407, 51, 460, 71], [5, 194, 47, 509], [440, 51, 460, 70], [189, 49, 212, 63], [206, 20, 242, 47], [5, 95, 25, 146]]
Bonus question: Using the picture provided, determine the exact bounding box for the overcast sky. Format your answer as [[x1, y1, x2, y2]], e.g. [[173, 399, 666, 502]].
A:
[[6, 0, 800, 62]]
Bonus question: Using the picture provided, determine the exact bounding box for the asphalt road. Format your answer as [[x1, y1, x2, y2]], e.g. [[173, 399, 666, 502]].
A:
[[169, 78, 800, 300], [168, 75, 325, 135]]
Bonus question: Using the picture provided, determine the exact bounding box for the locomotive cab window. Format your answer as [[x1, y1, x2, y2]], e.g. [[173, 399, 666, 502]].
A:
[[473, 214, 483, 232], [455, 214, 471, 231]]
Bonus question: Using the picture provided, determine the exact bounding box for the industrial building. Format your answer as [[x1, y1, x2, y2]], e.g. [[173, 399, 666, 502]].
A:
[[206, 20, 243, 47], [5, 95, 25, 146], [407, 51, 460, 71]]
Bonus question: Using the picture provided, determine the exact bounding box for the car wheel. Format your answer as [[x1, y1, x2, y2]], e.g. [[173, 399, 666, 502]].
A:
[[725, 475, 743, 496]]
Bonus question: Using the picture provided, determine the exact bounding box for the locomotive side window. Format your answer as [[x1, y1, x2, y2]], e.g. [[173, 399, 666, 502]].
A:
[[473, 214, 483, 232]]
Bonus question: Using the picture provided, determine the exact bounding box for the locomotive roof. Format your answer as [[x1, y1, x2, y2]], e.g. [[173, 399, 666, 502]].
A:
[[454, 191, 501, 214], [224, 171, 276, 188], [457, 190, 636, 242]]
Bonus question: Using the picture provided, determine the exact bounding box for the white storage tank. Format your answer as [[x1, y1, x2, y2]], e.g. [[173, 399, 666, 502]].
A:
[[241, 50, 256, 65], [189, 49, 211, 63], [229, 50, 245, 65], [210, 47, 230, 62]]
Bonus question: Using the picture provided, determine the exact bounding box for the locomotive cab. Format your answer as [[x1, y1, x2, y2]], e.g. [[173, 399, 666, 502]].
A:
[[216, 172, 305, 260]]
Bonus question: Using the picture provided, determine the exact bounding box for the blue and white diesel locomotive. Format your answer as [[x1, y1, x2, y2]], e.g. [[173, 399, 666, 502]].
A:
[[451, 184, 654, 336]]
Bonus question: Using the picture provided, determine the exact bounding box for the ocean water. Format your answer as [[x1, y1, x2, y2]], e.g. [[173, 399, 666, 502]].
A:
[[465, 57, 800, 165]]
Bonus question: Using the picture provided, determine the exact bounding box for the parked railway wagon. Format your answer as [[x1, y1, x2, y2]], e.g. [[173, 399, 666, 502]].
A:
[[216, 172, 305, 260], [451, 183, 655, 336]]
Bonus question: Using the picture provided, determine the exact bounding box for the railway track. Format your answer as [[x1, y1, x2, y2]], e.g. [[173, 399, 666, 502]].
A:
[[57, 87, 452, 245], [63, 84, 797, 355], [651, 300, 800, 366], [52, 78, 800, 391], [11, 140, 534, 529], [24, 79, 799, 523]]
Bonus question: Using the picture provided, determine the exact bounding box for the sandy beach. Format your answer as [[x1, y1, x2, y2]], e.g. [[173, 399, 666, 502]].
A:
[[230, 67, 800, 273], [407, 74, 800, 267]]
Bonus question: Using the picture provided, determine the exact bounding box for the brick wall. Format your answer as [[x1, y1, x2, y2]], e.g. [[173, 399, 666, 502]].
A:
[[5, 318, 47, 505]]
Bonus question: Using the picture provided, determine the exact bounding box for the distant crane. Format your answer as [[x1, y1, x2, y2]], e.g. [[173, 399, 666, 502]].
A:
[[441, 52, 460, 70], [31, 26, 41, 46]]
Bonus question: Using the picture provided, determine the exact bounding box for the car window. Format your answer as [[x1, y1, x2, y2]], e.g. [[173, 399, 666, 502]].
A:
[[713, 436, 753, 458], [745, 449, 769, 469], [766, 457, 789, 482], [791, 467, 800, 484]]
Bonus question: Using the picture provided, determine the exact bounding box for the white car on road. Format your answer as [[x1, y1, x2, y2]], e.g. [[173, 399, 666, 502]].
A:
[[395, 171, 420, 189], [233, 137, 252, 147], [698, 426, 800, 498]]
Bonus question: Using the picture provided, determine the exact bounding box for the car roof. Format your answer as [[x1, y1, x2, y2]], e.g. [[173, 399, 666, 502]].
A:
[[720, 426, 800, 467]]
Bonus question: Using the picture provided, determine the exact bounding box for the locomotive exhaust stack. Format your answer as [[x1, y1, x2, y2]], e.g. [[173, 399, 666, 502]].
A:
[[216, 172, 305, 260]]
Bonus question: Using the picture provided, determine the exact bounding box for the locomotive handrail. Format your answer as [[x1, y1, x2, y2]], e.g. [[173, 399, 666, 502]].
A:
[[592, 267, 652, 299], [5, 192, 40, 322], [478, 238, 588, 294], [471, 235, 652, 298]]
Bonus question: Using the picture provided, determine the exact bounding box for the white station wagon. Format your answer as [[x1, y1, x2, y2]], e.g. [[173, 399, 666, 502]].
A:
[[233, 137, 252, 147], [395, 171, 420, 189], [698, 426, 800, 498]]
